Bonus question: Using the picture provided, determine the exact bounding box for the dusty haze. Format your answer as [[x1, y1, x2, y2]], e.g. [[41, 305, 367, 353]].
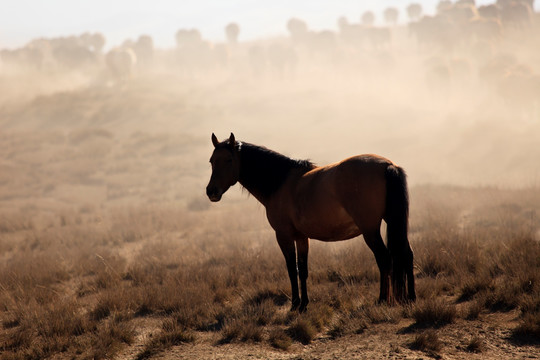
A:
[[1, 3, 540, 359], [1, 7, 540, 219]]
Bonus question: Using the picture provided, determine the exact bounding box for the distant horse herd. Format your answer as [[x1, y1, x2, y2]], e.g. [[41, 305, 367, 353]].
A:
[[1, 0, 539, 114]]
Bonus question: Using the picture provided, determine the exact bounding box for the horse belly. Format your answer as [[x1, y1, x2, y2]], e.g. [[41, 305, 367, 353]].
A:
[[297, 205, 362, 241]]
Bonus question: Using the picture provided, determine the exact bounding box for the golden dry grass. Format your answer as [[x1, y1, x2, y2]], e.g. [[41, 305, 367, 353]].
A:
[[1, 184, 539, 359]]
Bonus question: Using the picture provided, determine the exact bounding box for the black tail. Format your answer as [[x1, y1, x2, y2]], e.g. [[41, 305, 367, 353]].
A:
[[385, 165, 416, 302]]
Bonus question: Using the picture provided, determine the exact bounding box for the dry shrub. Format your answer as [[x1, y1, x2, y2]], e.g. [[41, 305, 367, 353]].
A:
[[412, 299, 457, 328], [136, 319, 195, 360], [417, 249, 457, 279], [247, 288, 289, 307], [78, 252, 125, 294], [1, 301, 87, 358], [123, 261, 169, 287], [1, 318, 34, 352], [219, 319, 263, 344], [457, 274, 492, 302], [465, 299, 484, 320], [90, 289, 138, 320], [287, 317, 317, 344], [304, 303, 334, 330], [409, 330, 442, 353], [269, 328, 292, 350], [78, 251, 126, 277], [240, 322, 264, 342], [327, 318, 348, 339], [478, 281, 522, 312], [362, 303, 402, 324], [414, 278, 447, 300], [173, 303, 219, 331], [113, 279, 215, 318], [0, 252, 70, 305], [1, 299, 134, 360], [35, 301, 90, 338], [219, 320, 243, 344], [466, 336, 485, 353], [520, 296, 540, 316], [89, 319, 136, 360], [252, 300, 278, 326], [89, 297, 114, 321], [415, 234, 486, 282], [512, 311, 540, 343], [514, 297, 540, 343], [320, 284, 358, 312], [327, 315, 367, 339], [216, 295, 280, 343], [172, 303, 218, 331]]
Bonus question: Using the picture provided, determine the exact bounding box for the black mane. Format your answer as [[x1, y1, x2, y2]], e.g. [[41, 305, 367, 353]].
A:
[[238, 142, 315, 200]]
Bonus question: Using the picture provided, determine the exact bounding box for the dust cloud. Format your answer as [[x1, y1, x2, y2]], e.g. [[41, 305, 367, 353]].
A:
[[1, 1, 539, 218]]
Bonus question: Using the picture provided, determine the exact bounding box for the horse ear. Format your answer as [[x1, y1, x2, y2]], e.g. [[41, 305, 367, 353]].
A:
[[229, 133, 236, 148], [211, 133, 219, 148]]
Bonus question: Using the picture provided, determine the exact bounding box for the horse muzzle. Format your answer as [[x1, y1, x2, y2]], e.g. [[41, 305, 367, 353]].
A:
[[206, 186, 222, 202]]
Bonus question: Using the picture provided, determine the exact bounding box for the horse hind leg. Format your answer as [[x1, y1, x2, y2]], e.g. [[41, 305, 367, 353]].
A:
[[363, 231, 392, 304]]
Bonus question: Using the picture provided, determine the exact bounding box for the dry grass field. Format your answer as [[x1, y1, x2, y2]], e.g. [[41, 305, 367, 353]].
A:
[[2, 15, 540, 359]]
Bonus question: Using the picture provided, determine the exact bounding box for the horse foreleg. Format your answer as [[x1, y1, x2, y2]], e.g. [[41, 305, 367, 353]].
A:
[[296, 238, 310, 313], [276, 233, 300, 311]]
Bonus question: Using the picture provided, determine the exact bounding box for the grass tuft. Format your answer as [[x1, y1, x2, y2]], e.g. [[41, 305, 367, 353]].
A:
[[136, 319, 196, 360], [512, 312, 540, 343], [412, 299, 456, 328], [409, 330, 442, 353], [466, 336, 485, 353], [269, 328, 293, 350], [287, 317, 316, 345], [219, 319, 263, 344]]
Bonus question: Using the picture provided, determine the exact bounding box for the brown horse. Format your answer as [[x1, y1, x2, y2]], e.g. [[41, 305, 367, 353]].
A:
[[206, 133, 415, 312]]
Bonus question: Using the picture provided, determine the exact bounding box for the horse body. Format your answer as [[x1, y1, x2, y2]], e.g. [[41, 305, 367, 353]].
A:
[[299, 155, 388, 240], [267, 155, 388, 242], [207, 133, 415, 312]]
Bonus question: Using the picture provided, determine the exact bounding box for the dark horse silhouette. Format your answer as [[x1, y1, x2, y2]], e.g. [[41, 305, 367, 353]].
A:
[[206, 133, 415, 312]]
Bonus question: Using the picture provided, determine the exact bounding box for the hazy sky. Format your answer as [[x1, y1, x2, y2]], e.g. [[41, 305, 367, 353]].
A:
[[0, 0, 534, 50]]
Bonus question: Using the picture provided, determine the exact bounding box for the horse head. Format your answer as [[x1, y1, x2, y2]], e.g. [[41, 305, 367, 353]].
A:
[[206, 133, 240, 202]]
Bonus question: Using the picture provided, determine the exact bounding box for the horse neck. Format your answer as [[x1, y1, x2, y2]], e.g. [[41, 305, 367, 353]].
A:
[[237, 144, 305, 206]]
